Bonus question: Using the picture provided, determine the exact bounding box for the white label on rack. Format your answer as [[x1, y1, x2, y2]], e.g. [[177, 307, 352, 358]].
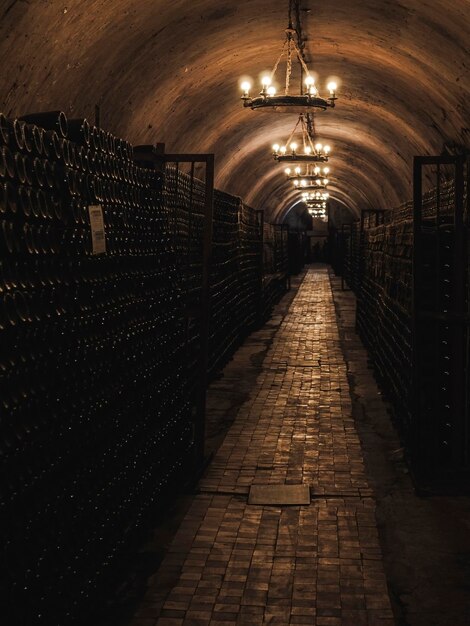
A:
[[88, 205, 106, 255]]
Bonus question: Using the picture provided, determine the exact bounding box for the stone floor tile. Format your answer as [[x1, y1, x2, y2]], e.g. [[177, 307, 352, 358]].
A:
[[125, 269, 394, 626]]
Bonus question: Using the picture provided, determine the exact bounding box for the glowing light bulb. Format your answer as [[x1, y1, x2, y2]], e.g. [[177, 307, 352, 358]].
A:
[[305, 75, 314, 86], [315, 143, 323, 152], [280, 146, 287, 154], [327, 81, 337, 94], [295, 166, 301, 175], [314, 166, 320, 175], [267, 86, 276, 96], [261, 75, 272, 87], [316, 179, 322, 185], [285, 168, 291, 175], [290, 142, 298, 152], [323, 179, 329, 186], [323, 167, 330, 174], [241, 81, 251, 93], [324, 145, 331, 154], [272, 144, 280, 153], [304, 146, 312, 155], [325, 192, 330, 198], [301, 180, 307, 187], [294, 180, 299, 187]]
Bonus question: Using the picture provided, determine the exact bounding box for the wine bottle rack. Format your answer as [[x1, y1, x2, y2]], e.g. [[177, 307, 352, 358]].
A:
[[338, 158, 469, 486], [1, 111, 290, 624], [1, 112, 195, 625], [261, 222, 289, 320]]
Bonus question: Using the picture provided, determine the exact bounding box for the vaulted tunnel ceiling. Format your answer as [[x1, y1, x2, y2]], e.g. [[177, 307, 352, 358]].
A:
[[0, 0, 469, 222]]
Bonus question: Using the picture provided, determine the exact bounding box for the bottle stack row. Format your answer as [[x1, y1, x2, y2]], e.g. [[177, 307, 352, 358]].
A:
[[261, 222, 290, 320], [0, 110, 290, 625], [332, 167, 470, 485], [209, 196, 262, 374], [356, 207, 414, 438]]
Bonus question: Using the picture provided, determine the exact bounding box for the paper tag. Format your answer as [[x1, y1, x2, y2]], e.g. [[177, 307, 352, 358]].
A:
[[88, 205, 106, 255]]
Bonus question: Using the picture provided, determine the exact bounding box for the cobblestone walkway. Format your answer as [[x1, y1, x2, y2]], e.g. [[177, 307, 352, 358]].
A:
[[132, 268, 394, 625]]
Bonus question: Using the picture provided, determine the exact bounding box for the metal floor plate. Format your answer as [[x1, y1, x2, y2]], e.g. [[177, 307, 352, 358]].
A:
[[248, 484, 311, 505]]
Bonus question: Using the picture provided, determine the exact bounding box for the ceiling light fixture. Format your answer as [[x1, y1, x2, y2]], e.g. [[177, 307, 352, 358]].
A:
[[287, 164, 331, 189], [308, 204, 328, 221], [272, 114, 331, 162], [240, 0, 338, 112], [302, 191, 330, 202]]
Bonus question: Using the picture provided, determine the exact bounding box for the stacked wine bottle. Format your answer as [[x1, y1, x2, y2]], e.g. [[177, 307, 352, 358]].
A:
[[1, 111, 192, 625], [261, 222, 290, 320], [0, 109, 291, 624], [341, 176, 469, 480]]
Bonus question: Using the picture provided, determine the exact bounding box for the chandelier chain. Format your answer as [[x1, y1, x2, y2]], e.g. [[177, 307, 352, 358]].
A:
[[291, 38, 310, 77], [293, 0, 308, 63], [285, 114, 303, 148], [307, 113, 317, 142], [286, 36, 292, 95], [269, 39, 287, 83]]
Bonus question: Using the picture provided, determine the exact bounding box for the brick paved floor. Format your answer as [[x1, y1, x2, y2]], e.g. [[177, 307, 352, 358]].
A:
[[130, 268, 394, 625]]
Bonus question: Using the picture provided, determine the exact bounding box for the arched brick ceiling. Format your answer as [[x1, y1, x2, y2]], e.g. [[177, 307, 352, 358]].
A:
[[0, 0, 468, 221]]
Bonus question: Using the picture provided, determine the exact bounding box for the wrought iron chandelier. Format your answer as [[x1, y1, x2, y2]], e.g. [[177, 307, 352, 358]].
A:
[[293, 178, 329, 189], [308, 204, 328, 221], [302, 190, 329, 202], [272, 114, 331, 162], [306, 196, 328, 220], [307, 200, 327, 209], [286, 164, 330, 189], [239, 0, 338, 112], [285, 164, 330, 180]]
